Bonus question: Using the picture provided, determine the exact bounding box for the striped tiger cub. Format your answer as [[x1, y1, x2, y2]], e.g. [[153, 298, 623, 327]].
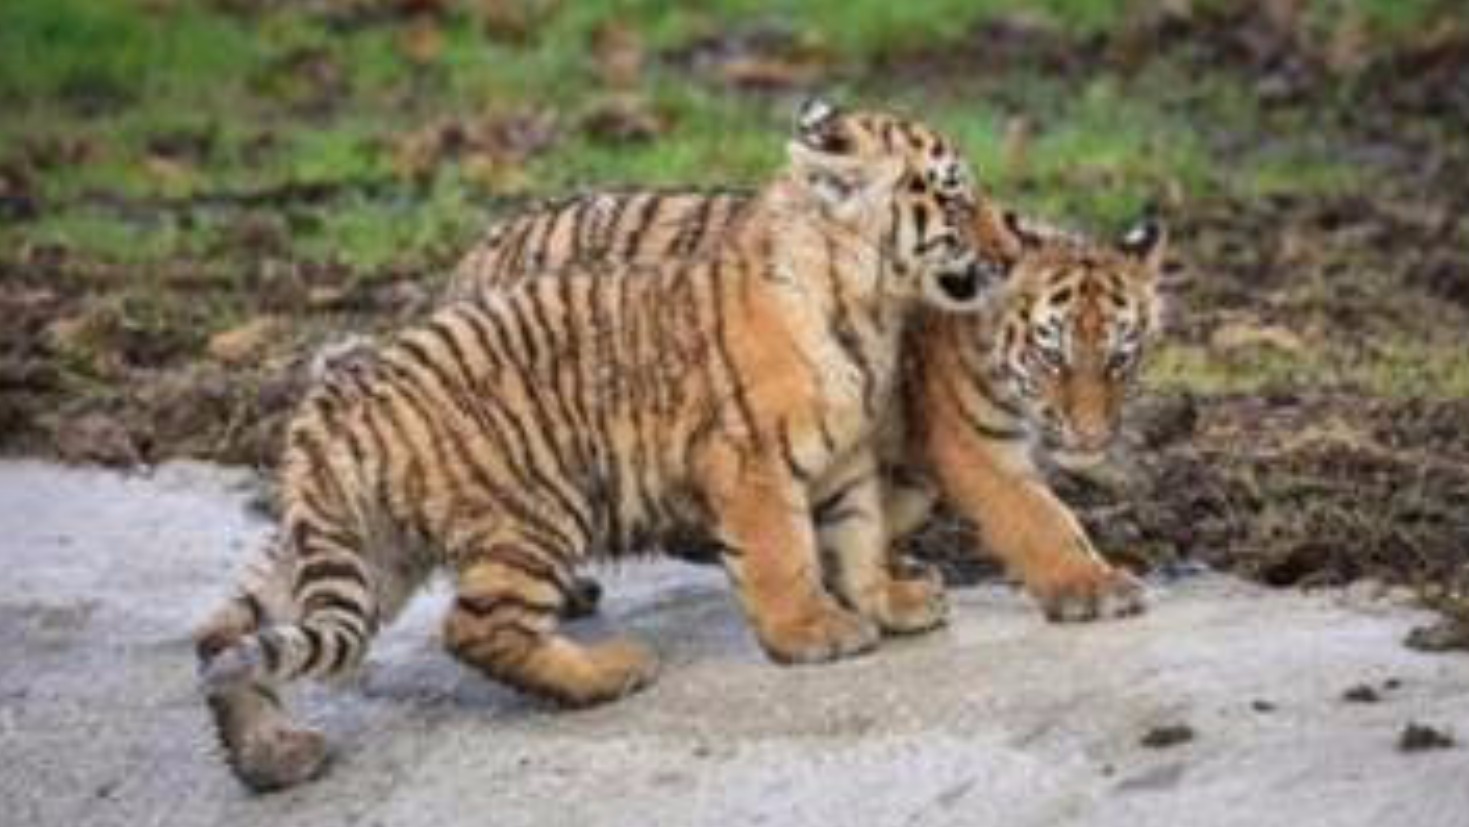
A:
[[193, 100, 1005, 791], [450, 190, 1165, 625], [899, 213, 1164, 620]]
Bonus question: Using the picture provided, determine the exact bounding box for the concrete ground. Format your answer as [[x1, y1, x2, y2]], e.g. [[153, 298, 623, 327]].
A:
[[1, 459, 1467, 827]]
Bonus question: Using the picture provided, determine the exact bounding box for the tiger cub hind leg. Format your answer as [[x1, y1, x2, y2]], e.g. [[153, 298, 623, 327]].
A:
[[194, 574, 329, 792], [814, 452, 947, 636], [445, 552, 658, 707], [206, 682, 330, 792]]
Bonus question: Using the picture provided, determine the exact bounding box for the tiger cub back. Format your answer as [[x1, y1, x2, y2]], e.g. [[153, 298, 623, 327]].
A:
[[449, 189, 750, 303]]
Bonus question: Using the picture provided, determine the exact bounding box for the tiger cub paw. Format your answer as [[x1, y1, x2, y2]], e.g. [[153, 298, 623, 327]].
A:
[[757, 603, 880, 665], [228, 725, 331, 793], [1028, 562, 1146, 623], [872, 571, 949, 636], [564, 637, 660, 706]]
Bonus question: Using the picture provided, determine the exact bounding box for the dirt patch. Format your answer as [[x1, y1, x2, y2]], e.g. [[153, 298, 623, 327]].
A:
[[1062, 392, 1469, 599]]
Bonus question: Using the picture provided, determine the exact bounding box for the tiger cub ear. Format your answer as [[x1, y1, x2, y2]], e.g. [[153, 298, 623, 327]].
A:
[[794, 96, 850, 154], [789, 96, 874, 210], [1001, 209, 1047, 250], [974, 206, 1027, 266], [1118, 217, 1167, 274]]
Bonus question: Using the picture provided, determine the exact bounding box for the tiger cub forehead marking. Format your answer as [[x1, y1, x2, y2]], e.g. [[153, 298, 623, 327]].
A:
[[820, 108, 972, 179]]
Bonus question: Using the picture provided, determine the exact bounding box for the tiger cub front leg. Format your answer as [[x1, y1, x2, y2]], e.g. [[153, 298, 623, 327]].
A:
[[815, 451, 947, 636], [705, 453, 878, 664], [930, 429, 1144, 622]]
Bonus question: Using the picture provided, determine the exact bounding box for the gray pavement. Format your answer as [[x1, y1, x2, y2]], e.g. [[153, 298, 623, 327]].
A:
[[1, 459, 1466, 827]]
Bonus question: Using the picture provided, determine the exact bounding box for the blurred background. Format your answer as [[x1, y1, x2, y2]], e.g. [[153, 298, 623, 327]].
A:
[[1, 0, 1467, 632]]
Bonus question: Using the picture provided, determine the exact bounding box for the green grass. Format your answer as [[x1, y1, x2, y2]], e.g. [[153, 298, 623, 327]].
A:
[[0, 0, 1426, 271], [1147, 339, 1469, 401], [0, 0, 258, 107], [291, 176, 480, 273]]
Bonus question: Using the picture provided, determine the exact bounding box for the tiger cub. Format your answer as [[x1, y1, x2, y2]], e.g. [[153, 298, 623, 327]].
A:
[[451, 195, 1164, 623], [193, 101, 1004, 791], [896, 213, 1164, 619]]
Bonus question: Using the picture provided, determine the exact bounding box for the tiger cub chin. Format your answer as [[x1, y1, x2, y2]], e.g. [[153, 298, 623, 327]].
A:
[[193, 101, 1005, 792], [451, 194, 1165, 624]]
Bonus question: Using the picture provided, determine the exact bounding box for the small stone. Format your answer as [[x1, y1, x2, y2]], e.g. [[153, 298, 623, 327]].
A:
[[1343, 684, 1381, 704], [1405, 619, 1469, 653], [1398, 722, 1455, 753], [1140, 724, 1194, 749]]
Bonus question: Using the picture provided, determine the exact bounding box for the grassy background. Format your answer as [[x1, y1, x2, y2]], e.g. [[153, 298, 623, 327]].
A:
[[3, 0, 1465, 432], [5, 0, 1446, 273], [4, 0, 1469, 619]]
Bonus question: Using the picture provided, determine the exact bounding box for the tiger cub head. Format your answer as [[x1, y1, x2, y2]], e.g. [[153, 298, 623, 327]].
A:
[[782, 98, 1009, 311], [987, 213, 1167, 468]]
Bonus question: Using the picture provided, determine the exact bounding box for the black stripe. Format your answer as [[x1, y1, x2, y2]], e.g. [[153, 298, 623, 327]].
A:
[[974, 373, 1027, 419], [552, 276, 597, 472], [257, 629, 283, 674], [623, 193, 664, 258], [599, 191, 634, 253], [567, 197, 597, 258], [939, 367, 1028, 443], [326, 627, 360, 674], [501, 215, 539, 276], [289, 427, 350, 513], [585, 271, 625, 547], [812, 474, 867, 522], [297, 557, 370, 592], [456, 594, 560, 617], [487, 542, 574, 594], [969, 417, 1028, 441], [522, 209, 560, 274], [237, 592, 265, 628], [292, 511, 360, 558], [707, 260, 761, 444], [298, 624, 326, 676], [671, 194, 716, 256], [619, 274, 660, 533], [303, 590, 367, 618], [777, 423, 811, 482], [358, 402, 397, 519]]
